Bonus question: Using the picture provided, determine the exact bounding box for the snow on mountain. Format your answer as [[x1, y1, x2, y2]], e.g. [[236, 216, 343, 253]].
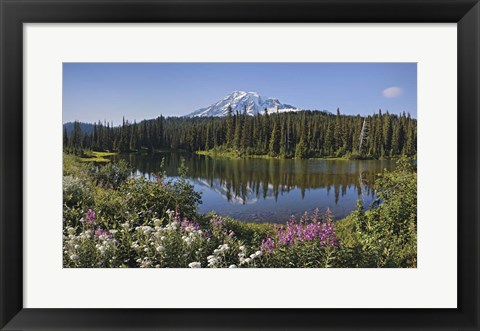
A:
[[187, 91, 302, 117]]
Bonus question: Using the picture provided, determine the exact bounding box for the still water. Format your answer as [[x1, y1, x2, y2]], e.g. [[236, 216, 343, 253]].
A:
[[111, 152, 396, 222]]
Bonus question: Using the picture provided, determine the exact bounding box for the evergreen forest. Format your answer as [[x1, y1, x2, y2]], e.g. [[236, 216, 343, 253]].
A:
[[64, 109, 416, 159]]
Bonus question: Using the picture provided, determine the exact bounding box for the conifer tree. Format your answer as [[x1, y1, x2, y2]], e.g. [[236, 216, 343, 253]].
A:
[[334, 108, 342, 153], [295, 134, 307, 159], [226, 106, 233, 148], [233, 111, 242, 151], [263, 108, 270, 152], [383, 112, 393, 155], [205, 124, 211, 150], [279, 120, 287, 158], [324, 122, 334, 156], [269, 122, 280, 157], [241, 106, 250, 152], [63, 126, 69, 148]]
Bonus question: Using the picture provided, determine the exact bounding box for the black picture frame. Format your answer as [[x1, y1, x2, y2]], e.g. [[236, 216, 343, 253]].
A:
[[1, 0, 479, 330]]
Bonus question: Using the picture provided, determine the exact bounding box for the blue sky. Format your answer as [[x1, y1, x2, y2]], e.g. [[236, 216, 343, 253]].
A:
[[63, 63, 416, 124]]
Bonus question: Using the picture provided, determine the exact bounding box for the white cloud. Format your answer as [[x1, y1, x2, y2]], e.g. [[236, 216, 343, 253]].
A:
[[382, 86, 403, 98]]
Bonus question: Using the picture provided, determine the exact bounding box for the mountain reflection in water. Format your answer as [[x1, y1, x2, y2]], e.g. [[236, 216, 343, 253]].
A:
[[110, 152, 396, 223]]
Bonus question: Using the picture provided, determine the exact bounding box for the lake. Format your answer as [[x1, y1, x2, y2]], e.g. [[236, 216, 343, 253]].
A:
[[110, 152, 397, 223]]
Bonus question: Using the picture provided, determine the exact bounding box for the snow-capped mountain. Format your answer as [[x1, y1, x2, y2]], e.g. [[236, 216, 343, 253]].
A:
[[187, 91, 301, 117]]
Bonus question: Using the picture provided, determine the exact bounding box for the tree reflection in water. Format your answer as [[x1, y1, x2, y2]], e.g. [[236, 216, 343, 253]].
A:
[[111, 152, 396, 222]]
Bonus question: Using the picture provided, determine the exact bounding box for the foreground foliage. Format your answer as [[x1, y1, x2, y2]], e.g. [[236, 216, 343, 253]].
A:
[[335, 157, 417, 267], [63, 153, 416, 268]]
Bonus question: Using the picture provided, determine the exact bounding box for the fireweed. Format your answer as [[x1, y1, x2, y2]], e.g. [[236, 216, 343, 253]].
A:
[[262, 209, 339, 251], [257, 209, 340, 268]]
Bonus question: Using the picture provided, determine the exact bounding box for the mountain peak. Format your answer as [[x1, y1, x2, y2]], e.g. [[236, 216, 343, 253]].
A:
[[230, 90, 258, 96], [187, 91, 301, 117]]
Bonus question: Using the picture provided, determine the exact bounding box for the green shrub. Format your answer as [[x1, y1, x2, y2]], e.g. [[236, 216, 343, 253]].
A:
[[89, 160, 131, 189], [63, 153, 89, 179], [224, 218, 275, 247], [335, 157, 417, 267]]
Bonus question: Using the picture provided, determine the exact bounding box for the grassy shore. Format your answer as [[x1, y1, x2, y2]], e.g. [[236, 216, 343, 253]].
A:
[[196, 149, 377, 161], [196, 150, 274, 159], [79, 151, 118, 163]]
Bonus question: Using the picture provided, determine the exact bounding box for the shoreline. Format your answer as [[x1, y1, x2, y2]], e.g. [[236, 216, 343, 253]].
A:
[[78, 148, 414, 162], [195, 149, 406, 161]]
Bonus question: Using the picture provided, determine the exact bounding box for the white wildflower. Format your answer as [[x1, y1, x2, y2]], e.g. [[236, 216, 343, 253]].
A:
[[142, 226, 152, 235], [166, 209, 174, 219], [188, 262, 202, 268], [131, 242, 140, 249], [207, 255, 219, 267], [221, 244, 229, 250]]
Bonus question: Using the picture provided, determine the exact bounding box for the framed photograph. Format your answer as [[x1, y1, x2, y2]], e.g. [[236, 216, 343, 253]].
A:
[[1, 0, 479, 330]]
